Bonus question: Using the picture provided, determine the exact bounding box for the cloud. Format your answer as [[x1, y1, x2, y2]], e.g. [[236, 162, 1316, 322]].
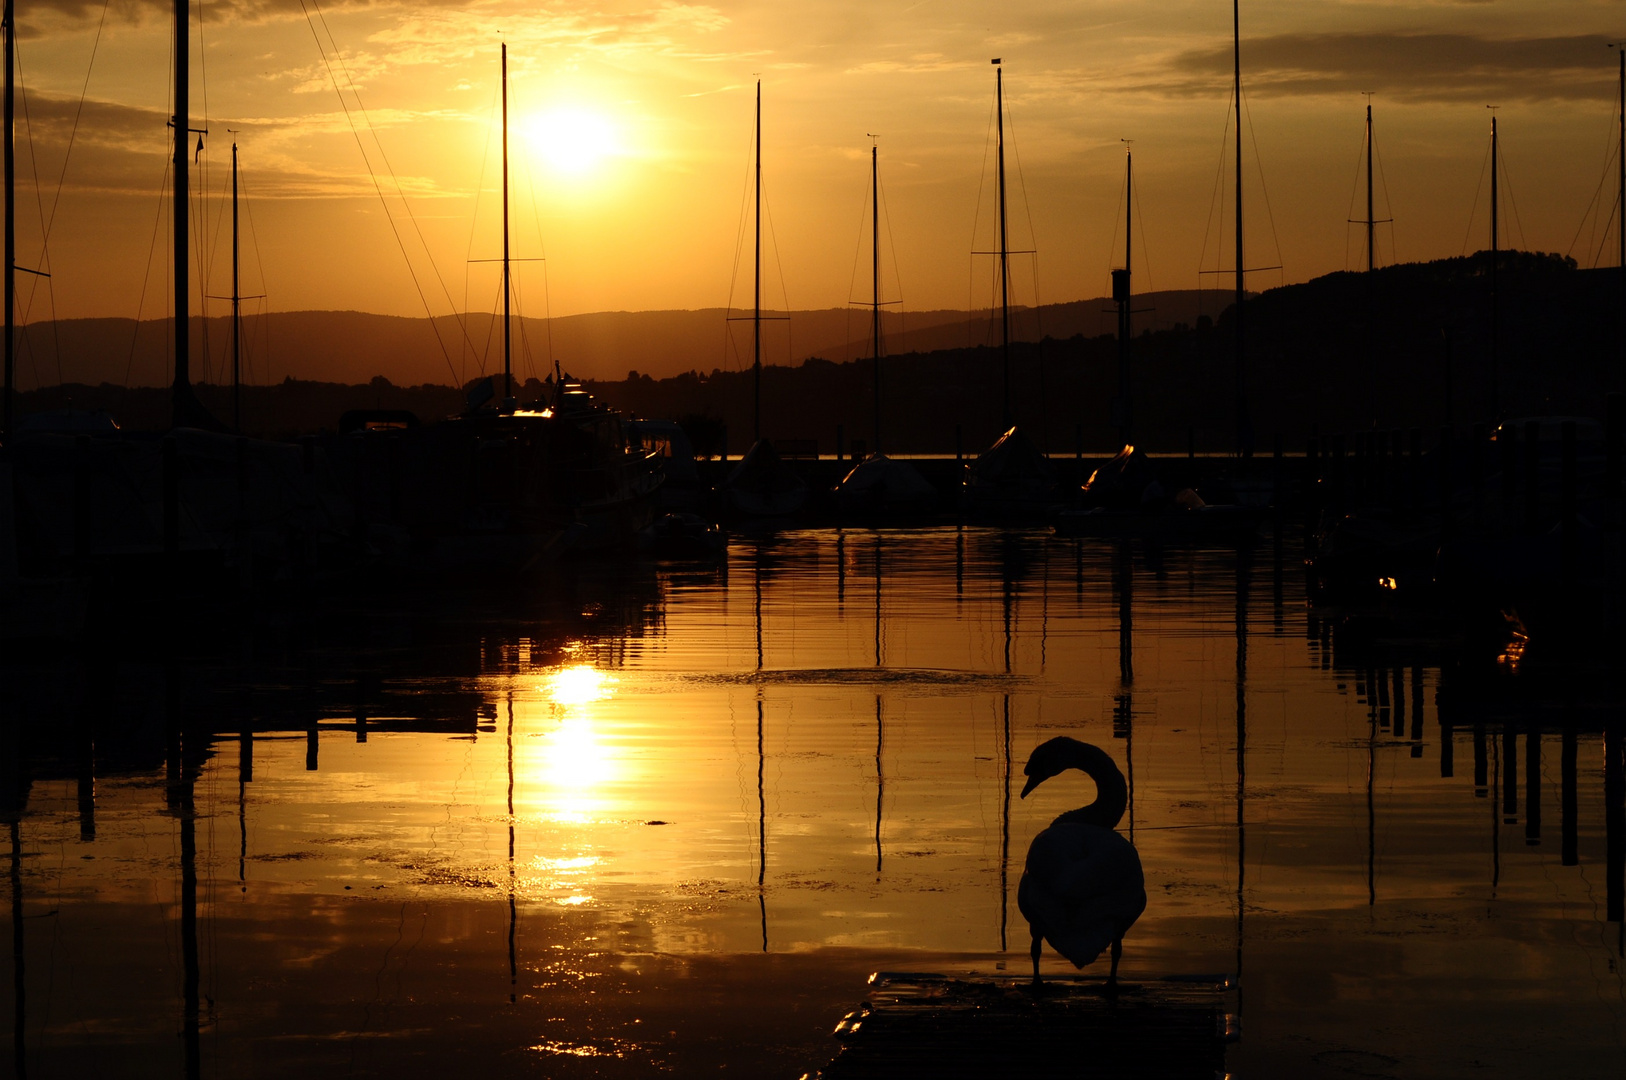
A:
[[1168, 33, 1619, 103], [12, 89, 460, 198]]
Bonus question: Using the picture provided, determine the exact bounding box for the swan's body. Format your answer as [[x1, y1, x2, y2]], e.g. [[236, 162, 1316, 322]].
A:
[[1016, 737, 1146, 988]]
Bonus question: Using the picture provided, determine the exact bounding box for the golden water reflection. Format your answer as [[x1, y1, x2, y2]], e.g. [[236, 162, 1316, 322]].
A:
[[2, 527, 1622, 1078]]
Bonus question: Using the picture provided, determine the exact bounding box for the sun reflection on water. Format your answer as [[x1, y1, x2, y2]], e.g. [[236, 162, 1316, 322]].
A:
[[533, 663, 622, 823]]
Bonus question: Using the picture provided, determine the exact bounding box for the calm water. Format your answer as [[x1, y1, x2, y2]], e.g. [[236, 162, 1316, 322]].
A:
[[2, 526, 1622, 1078]]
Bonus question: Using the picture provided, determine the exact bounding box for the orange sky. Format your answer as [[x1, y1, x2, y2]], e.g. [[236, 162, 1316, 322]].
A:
[[11, 1, 1626, 328]]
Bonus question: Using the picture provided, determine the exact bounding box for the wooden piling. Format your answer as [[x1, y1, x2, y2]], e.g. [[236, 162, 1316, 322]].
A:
[[1561, 729, 1578, 867]]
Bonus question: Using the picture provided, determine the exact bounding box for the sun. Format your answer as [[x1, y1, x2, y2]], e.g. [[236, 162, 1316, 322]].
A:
[[522, 107, 619, 177]]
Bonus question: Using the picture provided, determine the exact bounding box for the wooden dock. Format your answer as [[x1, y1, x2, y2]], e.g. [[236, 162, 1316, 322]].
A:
[[806, 972, 1238, 1080]]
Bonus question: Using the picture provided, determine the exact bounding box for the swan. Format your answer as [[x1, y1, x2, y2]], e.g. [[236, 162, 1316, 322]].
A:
[[1017, 736, 1146, 989]]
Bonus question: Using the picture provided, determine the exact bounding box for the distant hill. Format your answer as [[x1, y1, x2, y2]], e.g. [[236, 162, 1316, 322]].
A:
[[20, 255, 1613, 452], [8, 290, 1225, 391]]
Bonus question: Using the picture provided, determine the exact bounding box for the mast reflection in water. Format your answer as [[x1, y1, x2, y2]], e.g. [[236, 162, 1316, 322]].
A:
[[0, 528, 1620, 1077]]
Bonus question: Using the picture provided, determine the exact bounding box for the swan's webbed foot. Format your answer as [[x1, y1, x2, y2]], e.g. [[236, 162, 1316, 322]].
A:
[[1105, 936, 1124, 999]]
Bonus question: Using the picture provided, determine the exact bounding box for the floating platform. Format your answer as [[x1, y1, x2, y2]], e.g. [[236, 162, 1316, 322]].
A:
[[806, 971, 1238, 1080]]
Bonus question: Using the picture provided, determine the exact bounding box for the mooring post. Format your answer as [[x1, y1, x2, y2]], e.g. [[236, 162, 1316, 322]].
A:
[[1561, 728, 1578, 867]]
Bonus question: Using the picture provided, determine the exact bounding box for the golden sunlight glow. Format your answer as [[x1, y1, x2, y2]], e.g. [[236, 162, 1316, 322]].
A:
[[546, 664, 617, 708], [532, 663, 622, 821], [522, 107, 620, 177]]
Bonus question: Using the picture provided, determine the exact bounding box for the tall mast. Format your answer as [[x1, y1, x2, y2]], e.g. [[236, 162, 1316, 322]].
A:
[[1115, 142, 1133, 445], [231, 141, 241, 431], [752, 79, 761, 444], [1490, 110, 1499, 419], [1617, 46, 1624, 368], [501, 43, 511, 403], [1233, 0, 1247, 455], [871, 140, 880, 454], [173, 0, 191, 427], [2, 0, 12, 444], [995, 59, 1010, 427], [1365, 101, 1375, 273]]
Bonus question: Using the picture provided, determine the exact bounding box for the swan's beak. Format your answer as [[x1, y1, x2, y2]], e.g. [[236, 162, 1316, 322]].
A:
[[1019, 774, 1038, 798]]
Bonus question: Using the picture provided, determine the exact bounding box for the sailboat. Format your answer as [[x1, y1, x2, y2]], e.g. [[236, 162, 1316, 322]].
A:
[[961, 60, 1057, 520], [2, 0, 352, 598], [833, 139, 934, 518], [1053, 146, 1257, 542], [722, 80, 809, 518], [327, 44, 663, 566]]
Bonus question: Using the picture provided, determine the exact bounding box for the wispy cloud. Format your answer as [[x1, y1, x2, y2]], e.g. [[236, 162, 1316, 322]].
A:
[[1167, 33, 1618, 103]]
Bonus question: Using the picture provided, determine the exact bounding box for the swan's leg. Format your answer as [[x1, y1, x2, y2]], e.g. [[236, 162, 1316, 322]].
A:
[[1029, 931, 1043, 988], [1107, 936, 1123, 992]]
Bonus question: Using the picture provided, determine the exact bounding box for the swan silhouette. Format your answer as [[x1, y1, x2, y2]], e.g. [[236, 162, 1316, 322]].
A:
[[1017, 737, 1146, 989]]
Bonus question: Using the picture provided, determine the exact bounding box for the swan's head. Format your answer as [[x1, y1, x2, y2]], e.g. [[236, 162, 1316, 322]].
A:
[[1020, 737, 1122, 799]]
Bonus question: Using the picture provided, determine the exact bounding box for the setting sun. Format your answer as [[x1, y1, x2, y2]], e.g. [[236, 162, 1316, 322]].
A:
[[522, 107, 620, 177]]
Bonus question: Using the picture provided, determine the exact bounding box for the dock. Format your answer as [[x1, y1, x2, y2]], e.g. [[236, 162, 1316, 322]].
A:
[[807, 971, 1238, 1080]]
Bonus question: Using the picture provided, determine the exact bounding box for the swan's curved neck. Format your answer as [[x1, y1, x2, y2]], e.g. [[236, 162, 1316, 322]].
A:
[[1054, 745, 1129, 829]]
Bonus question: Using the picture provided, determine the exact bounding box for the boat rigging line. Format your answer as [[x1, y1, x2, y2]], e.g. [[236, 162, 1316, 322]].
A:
[[296, 0, 473, 385], [845, 136, 902, 451]]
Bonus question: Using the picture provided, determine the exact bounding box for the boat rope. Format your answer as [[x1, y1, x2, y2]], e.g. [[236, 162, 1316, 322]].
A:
[[121, 162, 172, 391], [461, 75, 500, 385], [842, 152, 869, 361], [1239, 84, 1286, 287], [297, 0, 466, 385], [1563, 111, 1620, 268], [237, 162, 274, 386], [1196, 82, 1235, 323], [1495, 141, 1530, 252], [13, 48, 62, 388], [196, 0, 215, 383], [522, 146, 555, 384], [1372, 123, 1398, 265], [967, 87, 996, 347], [760, 176, 793, 362], [1460, 138, 1492, 257], [878, 159, 905, 346], [1134, 165, 1157, 309], [1341, 121, 1365, 271], [721, 91, 754, 374]]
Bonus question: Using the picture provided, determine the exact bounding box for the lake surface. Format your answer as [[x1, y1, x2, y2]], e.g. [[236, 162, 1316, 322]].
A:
[[2, 526, 1622, 1077]]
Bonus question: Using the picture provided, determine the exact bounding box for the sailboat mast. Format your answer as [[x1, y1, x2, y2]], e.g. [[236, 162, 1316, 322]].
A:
[[1365, 103, 1374, 274], [753, 79, 761, 444], [173, 0, 191, 425], [231, 141, 241, 432], [1490, 111, 1499, 418], [1233, 0, 1247, 455], [2, 0, 12, 444], [1117, 144, 1132, 444], [871, 141, 880, 454], [995, 59, 1010, 427], [1617, 47, 1623, 364], [502, 43, 511, 402]]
